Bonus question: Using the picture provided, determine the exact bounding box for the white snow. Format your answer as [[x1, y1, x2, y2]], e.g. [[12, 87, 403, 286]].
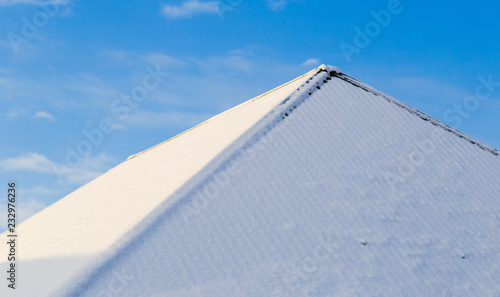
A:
[[1, 65, 499, 297], [318, 64, 341, 74]]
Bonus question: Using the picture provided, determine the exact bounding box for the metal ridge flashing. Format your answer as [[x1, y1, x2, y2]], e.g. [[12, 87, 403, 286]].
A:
[[330, 71, 500, 157]]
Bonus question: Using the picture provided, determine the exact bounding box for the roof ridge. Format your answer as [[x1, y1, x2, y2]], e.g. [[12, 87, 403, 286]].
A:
[[331, 72, 500, 157]]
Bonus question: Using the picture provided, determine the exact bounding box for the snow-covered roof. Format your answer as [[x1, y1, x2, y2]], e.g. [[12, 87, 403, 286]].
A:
[[1, 65, 499, 297]]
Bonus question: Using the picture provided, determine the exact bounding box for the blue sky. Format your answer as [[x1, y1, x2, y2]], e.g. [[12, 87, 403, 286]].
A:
[[0, 0, 499, 228]]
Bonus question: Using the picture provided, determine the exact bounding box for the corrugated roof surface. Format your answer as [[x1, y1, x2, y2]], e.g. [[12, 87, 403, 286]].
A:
[[2, 66, 499, 297]]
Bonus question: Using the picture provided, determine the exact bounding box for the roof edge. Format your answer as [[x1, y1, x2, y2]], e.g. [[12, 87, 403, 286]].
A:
[[332, 72, 500, 157]]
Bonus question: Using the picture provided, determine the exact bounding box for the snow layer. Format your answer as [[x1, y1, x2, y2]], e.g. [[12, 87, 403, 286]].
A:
[[2, 66, 499, 296]]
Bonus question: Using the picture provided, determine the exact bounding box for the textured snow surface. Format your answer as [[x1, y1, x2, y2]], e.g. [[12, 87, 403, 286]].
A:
[[2, 66, 500, 296]]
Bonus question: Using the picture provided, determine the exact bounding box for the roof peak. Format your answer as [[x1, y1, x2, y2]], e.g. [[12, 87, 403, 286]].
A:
[[318, 64, 341, 74]]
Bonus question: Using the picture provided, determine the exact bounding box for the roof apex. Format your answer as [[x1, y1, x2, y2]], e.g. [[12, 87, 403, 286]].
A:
[[318, 64, 341, 74]]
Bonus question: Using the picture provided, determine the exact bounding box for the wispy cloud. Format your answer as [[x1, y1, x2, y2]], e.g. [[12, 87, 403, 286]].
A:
[[22, 185, 60, 196], [145, 51, 322, 111], [0, 153, 55, 173], [4, 109, 56, 121], [0, 152, 117, 185], [97, 49, 131, 62], [33, 111, 56, 121], [0, 0, 39, 5], [127, 110, 213, 128], [266, 0, 288, 10], [389, 76, 472, 113], [0, 0, 70, 6], [191, 54, 255, 74], [4, 108, 28, 120], [141, 53, 187, 69], [301, 58, 321, 67], [391, 76, 469, 100], [162, 1, 220, 19], [58, 154, 116, 185], [110, 123, 128, 131]]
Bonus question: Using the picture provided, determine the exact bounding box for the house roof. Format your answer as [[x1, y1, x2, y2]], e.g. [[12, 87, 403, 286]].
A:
[[1, 65, 499, 297]]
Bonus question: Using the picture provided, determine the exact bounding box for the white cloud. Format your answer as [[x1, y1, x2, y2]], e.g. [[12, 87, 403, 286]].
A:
[[4, 108, 28, 120], [0, 0, 38, 5], [127, 110, 213, 128], [390, 76, 470, 106], [58, 163, 106, 185], [191, 55, 254, 74], [228, 49, 253, 57], [266, 0, 288, 10], [147, 52, 320, 111], [0, 0, 70, 6], [4, 109, 56, 121], [0, 153, 55, 173], [0, 74, 103, 112], [98, 49, 130, 62], [110, 123, 128, 131], [22, 185, 60, 196], [50, 153, 117, 185], [0, 152, 116, 185], [162, 0, 220, 19], [141, 54, 187, 69], [301, 58, 321, 67], [33, 111, 57, 121]]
